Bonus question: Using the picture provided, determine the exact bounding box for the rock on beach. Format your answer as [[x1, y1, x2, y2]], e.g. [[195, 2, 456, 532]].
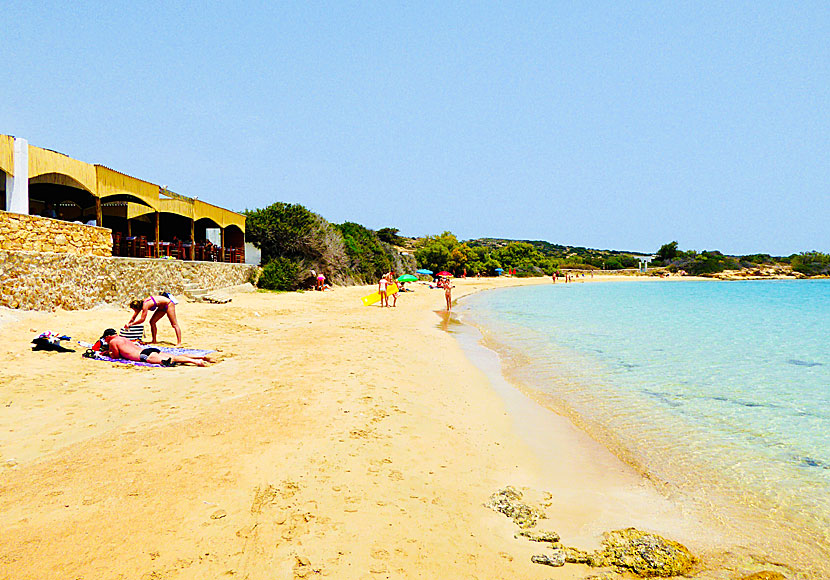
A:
[[589, 528, 695, 577]]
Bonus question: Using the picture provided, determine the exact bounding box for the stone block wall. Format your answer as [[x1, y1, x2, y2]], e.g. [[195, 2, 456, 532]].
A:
[[0, 211, 112, 256], [0, 250, 260, 310]]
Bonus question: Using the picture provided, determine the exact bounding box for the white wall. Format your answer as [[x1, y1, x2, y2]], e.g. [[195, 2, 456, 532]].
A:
[[244, 242, 261, 266]]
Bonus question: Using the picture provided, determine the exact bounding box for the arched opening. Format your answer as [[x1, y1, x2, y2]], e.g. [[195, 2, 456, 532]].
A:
[[29, 173, 97, 222], [160, 212, 194, 243], [224, 224, 245, 262], [195, 217, 221, 244]]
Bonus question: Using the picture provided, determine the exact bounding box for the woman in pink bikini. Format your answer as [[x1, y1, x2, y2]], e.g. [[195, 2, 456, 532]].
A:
[[125, 293, 182, 346]]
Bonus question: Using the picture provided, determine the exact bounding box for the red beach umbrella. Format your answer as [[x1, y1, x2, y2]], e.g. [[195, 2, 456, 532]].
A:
[[437, 271, 452, 277]]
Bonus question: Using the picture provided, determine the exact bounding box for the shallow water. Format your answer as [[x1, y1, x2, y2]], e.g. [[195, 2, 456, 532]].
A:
[[459, 279, 830, 575]]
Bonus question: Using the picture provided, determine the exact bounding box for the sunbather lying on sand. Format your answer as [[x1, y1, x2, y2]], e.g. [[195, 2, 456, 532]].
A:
[[98, 329, 210, 367]]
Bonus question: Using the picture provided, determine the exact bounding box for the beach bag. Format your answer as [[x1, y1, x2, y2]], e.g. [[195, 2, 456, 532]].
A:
[[119, 324, 145, 341]]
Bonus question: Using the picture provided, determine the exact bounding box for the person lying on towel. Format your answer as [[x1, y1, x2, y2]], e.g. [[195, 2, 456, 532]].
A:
[[97, 329, 210, 367]]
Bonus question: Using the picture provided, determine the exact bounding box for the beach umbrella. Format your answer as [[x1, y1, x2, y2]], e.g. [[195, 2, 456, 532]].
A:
[[416, 269, 433, 275], [494, 268, 504, 272], [437, 271, 452, 277], [397, 274, 418, 282]]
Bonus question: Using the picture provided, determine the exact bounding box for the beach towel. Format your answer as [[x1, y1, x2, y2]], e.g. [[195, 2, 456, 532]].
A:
[[119, 324, 145, 341], [84, 351, 168, 368], [82, 346, 215, 367], [158, 346, 215, 357]]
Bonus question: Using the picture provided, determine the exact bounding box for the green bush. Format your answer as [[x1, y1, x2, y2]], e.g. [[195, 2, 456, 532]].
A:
[[337, 222, 393, 283], [791, 252, 830, 276], [259, 257, 301, 291], [686, 251, 740, 275]]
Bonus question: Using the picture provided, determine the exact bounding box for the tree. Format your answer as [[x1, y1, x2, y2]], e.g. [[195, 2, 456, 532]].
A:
[[245, 202, 348, 287], [414, 232, 459, 273], [337, 222, 393, 283], [655, 241, 679, 263], [377, 227, 405, 246]]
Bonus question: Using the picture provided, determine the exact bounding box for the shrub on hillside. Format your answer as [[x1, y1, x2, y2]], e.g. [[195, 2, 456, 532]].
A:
[[685, 251, 740, 275], [259, 257, 301, 291], [337, 222, 393, 283], [791, 252, 830, 276], [245, 202, 349, 285]]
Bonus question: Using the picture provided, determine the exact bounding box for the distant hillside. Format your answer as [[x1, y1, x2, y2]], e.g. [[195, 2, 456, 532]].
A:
[[466, 237, 646, 270]]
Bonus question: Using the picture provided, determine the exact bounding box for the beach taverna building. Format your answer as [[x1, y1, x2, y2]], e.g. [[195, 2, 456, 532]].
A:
[[0, 135, 258, 310], [0, 134, 245, 261]]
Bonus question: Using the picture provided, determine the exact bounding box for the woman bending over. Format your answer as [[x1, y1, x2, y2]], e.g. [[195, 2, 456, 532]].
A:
[[126, 294, 182, 346]]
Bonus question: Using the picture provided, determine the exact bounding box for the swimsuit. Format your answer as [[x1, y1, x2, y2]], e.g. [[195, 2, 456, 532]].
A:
[[139, 347, 161, 362], [146, 296, 167, 312]]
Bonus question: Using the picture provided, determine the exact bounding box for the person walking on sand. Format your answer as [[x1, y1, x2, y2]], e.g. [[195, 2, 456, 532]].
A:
[[378, 275, 389, 307], [444, 279, 452, 311], [97, 329, 209, 366], [125, 293, 182, 346]]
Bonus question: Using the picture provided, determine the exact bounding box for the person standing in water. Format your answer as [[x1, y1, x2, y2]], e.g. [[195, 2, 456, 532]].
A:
[[125, 294, 182, 345]]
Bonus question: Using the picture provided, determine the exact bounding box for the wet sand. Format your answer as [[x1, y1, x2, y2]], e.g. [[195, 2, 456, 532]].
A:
[[0, 276, 789, 579]]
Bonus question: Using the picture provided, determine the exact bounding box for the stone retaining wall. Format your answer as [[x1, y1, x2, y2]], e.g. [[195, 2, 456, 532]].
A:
[[0, 211, 112, 256], [0, 250, 260, 310]]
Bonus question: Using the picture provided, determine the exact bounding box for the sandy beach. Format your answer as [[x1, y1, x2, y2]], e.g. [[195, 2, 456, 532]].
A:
[[0, 276, 789, 579]]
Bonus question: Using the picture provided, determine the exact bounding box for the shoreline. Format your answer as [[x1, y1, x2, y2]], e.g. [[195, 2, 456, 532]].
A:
[[452, 277, 828, 579], [0, 275, 807, 579]]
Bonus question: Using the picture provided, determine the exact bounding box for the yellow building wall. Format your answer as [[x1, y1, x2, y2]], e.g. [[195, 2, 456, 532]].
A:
[[0, 135, 14, 176]]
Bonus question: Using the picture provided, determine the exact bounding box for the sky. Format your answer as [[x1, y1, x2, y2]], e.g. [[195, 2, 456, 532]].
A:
[[2, 1, 828, 256]]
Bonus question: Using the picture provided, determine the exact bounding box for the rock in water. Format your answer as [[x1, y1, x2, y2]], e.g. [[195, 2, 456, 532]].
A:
[[738, 573, 787, 580], [589, 528, 695, 577], [485, 486, 547, 529], [531, 550, 566, 567]]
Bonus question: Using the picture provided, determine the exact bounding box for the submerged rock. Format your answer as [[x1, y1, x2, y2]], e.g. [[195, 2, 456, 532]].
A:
[[589, 528, 695, 577], [485, 486, 547, 529], [737, 573, 787, 580], [531, 550, 566, 567]]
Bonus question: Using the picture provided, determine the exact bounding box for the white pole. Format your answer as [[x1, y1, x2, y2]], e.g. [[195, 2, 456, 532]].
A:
[[7, 138, 29, 214]]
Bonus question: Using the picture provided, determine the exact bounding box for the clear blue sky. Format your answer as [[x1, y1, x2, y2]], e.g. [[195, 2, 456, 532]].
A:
[[3, 2, 827, 255]]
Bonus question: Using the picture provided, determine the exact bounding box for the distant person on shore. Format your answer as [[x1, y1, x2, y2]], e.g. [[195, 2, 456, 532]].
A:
[[125, 294, 182, 346], [444, 279, 452, 311], [378, 275, 390, 307], [316, 272, 326, 291], [97, 329, 208, 366]]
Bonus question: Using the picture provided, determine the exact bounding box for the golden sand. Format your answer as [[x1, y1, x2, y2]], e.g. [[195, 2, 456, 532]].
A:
[[0, 276, 781, 579]]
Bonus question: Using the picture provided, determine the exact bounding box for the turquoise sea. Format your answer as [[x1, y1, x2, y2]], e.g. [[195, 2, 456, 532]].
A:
[[459, 279, 830, 570]]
